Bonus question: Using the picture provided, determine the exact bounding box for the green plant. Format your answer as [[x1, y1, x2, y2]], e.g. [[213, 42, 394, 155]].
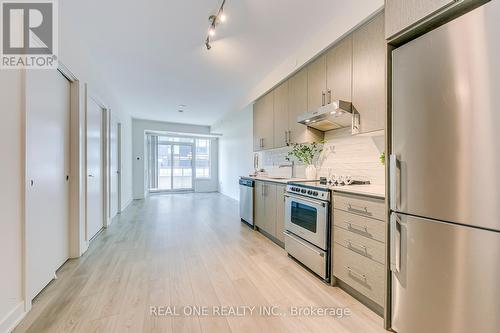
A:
[[380, 152, 385, 165], [286, 142, 323, 165]]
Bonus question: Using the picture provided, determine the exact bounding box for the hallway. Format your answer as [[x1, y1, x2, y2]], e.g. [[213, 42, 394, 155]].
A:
[[15, 194, 384, 333]]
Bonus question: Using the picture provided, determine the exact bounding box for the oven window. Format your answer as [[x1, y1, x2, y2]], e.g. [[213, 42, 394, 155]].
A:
[[291, 201, 317, 233]]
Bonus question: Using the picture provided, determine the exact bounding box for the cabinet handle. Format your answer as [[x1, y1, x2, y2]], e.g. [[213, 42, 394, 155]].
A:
[[285, 130, 288, 144], [328, 89, 332, 104], [322, 92, 326, 106], [346, 221, 368, 234], [348, 203, 369, 215], [345, 266, 367, 281], [346, 239, 368, 254]]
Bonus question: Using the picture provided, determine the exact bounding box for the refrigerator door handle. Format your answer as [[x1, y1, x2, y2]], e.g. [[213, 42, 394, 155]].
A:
[[390, 154, 401, 211], [390, 213, 401, 273]]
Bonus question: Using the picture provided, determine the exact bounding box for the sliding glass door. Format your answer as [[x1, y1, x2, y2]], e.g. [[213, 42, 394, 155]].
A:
[[148, 135, 194, 192]]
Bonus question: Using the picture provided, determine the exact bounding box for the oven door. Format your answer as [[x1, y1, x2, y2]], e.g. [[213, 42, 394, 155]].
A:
[[284, 193, 329, 250]]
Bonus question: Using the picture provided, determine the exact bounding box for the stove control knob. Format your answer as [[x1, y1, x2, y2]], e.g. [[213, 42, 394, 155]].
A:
[[313, 191, 319, 196], [301, 189, 307, 194], [307, 190, 312, 195]]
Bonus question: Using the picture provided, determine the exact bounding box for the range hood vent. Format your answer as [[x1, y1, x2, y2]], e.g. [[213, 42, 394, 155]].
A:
[[297, 101, 359, 133]]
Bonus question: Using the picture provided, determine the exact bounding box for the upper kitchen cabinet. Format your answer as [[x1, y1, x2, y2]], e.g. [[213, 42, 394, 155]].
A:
[[352, 13, 386, 133], [385, 0, 456, 40], [288, 68, 324, 145], [326, 36, 352, 103], [273, 81, 290, 148], [253, 91, 274, 151], [307, 54, 327, 112]]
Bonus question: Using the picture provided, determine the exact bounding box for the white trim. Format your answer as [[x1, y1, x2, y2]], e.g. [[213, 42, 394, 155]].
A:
[[0, 302, 26, 333], [84, 85, 112, 235]]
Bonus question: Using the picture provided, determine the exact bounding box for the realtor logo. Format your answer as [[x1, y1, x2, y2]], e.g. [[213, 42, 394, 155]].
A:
[[1, 0, 58, 69]]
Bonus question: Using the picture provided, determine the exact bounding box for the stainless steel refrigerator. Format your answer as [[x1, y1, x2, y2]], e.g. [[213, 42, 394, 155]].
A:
[[390, 1, 500, 332]]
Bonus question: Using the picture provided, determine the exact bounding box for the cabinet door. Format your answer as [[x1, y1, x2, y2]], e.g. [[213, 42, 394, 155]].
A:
[[352, 13, 386, 133], [288, 68, 324, 144], [273, 81, 289, 148], [263, 183, 277, 237], [385, 0, 456, 39], [275, 184, 286, 243], [253, 98, 264, 151], [307, 54, 327, 112], [254, 182, 265, 229], [327, 36, 352, 103], [253, 92, 274, 151]]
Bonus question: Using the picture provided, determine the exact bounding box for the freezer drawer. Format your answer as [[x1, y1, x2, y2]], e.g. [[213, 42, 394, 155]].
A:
[[391, 213, 500, 333]]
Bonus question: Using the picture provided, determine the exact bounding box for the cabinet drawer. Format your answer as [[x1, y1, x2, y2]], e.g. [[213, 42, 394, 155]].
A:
[[334, 193, 385, 221], [333, 244, 385, 306], [333, 226, 385, 265], [333, 209, 386, 243]]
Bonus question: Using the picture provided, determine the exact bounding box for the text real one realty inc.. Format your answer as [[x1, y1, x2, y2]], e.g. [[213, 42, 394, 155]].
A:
[[150, 305, 352, 318]]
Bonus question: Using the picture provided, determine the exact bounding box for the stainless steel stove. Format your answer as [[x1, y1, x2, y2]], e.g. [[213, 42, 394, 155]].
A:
[[283, 179, 370, 282], [283, 181, 331, 282]]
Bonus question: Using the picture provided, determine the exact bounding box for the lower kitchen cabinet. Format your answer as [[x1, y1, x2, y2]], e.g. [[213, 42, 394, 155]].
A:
[[254, 181, 286, 246], [332, 192, 386, 315], [275, 184, 286, 243]]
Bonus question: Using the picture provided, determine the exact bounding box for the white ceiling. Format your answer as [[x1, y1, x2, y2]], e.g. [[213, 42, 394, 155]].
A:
[[60, 0, 382, 126]]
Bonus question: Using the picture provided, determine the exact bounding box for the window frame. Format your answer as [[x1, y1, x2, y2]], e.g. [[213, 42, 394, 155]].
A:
[[195, 138, 211, 180]]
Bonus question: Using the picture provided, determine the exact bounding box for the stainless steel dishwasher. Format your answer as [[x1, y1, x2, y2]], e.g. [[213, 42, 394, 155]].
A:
[[239, 178, 254, 227]]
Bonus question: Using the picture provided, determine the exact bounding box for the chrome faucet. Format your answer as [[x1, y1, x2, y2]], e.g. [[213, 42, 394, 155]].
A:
[[278, 161, 295, 178]]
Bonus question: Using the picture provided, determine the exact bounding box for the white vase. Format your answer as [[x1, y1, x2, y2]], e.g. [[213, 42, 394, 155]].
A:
[[305, 165, 317, 180]]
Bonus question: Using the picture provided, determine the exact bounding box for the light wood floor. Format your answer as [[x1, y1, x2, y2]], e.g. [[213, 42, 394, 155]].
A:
[[15, 193, 387, 333]]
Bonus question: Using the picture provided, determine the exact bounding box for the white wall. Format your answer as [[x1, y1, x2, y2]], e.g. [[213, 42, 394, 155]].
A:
[[59, 8, 133, 211], [132, 119, 217, 199], [0, 5, 135, 330], [211, 105, 254, 201], [0, 71, 25, 333]]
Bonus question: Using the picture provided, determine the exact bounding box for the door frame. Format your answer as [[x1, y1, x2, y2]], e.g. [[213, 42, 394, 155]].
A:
[[117, 122, 122, 213], [147, 136, 195, 193], [22, 63, 79, 312], [85, 85, 110, 236]]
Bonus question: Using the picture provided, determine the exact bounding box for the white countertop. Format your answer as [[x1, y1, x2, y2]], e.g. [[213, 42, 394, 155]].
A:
[[241, 175, 312, 184], [241, 176, 386, 198], [331, 184, 386, 199]]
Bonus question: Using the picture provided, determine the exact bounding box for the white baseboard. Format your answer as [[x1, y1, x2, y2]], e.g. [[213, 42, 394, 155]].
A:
[[0, 302, 26, 333]]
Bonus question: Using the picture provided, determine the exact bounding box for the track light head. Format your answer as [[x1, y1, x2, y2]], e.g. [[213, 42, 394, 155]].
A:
[[205, 0, 227, 51], [219, 12, 227, 23]]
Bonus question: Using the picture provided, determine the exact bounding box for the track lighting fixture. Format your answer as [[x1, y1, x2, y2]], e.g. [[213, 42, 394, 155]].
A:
[[205, 0, 227, 50]]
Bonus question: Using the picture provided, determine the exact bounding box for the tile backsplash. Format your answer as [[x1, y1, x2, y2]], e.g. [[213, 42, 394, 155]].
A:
[[256, 129, 385, 186]]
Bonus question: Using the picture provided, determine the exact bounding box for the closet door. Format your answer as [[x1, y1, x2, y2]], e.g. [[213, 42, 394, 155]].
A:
[[26, 69, 70, 300], [86, 97, 104, 240]]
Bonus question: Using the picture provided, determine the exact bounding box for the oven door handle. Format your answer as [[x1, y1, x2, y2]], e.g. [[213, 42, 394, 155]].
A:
[[284, 193, 326, 207]]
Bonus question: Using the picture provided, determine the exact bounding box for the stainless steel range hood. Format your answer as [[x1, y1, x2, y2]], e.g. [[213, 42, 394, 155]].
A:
[[297, 100, 359, 133]]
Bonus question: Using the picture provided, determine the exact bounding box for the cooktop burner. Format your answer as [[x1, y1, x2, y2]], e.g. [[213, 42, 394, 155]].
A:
[[286, 178, 370, 201]]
